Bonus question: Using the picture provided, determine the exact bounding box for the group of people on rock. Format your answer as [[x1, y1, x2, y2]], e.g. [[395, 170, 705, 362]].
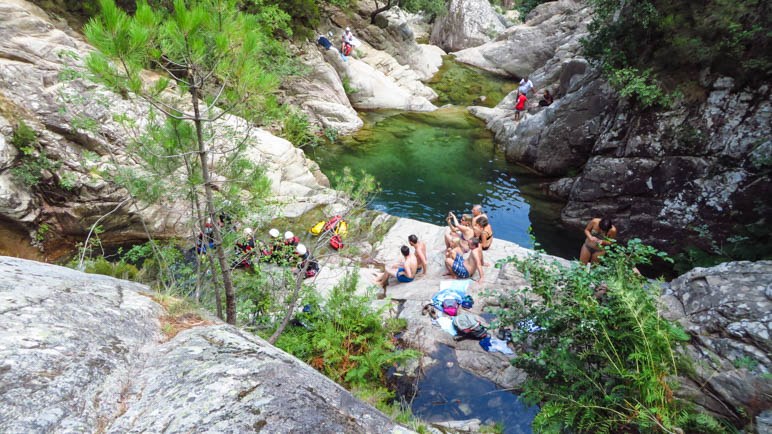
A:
[[316, 27, 357, 59], [229, 227, 318, 277], [514, 75, 554, 121], [374, 205, 494, 297]]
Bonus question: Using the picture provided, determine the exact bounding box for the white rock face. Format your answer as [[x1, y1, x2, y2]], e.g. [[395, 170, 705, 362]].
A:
[[431, 0, 507, 52], [329, 50, 438, 112], [453, 0, 590, 77], [0, 0, 334, 245], [281, 44, 363, 135]]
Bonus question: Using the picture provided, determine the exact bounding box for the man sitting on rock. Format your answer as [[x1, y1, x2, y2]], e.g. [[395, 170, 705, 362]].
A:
[[445, 237, 484, 283], [374, 245, 417, 298], [408, 234, 427, 275]]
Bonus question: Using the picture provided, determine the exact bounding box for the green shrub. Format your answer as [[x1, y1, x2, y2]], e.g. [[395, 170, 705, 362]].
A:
[[275, 273, 419, 396], [84, 256, 140, 281], [281, 110, 320, 150], [606, 67, 673, 109], [488, 239, 724, 433], [10, 120, 61, 187]]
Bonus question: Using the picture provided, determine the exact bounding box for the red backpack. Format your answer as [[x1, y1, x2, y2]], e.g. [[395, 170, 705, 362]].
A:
[[329, 234, 344, 250], [324, 215, 343, 232]]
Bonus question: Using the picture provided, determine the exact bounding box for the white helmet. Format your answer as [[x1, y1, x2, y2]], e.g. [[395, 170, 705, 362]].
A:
[[284, 231, 294, 240], [269, 228, 280, 238], [243, 227, 253, 236], [296, 244, 307, 256], [345, 27, 350, 32]]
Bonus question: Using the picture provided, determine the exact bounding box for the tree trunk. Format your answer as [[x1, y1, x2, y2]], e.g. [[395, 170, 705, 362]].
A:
[[190, 83, 237, 325], [370, 0, 399, 24], [268, 263, 308, 344]]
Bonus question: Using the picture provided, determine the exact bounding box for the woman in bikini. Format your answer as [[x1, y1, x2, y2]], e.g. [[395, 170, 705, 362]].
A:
[[474, 216, 493, 251], [444, 212, 475, 252], [580, 217, 617, 265]]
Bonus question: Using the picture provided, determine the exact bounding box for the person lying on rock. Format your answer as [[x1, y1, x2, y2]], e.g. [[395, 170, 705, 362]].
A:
[[445, 237, 484, 283], [408, 234, 427, 275], [374, 245, 417, 298], [579, 217, 617, 265], [444, 212, 475, 252]]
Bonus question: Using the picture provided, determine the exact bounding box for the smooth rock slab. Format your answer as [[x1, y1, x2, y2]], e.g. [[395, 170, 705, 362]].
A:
[[0, 256, 411, 433]]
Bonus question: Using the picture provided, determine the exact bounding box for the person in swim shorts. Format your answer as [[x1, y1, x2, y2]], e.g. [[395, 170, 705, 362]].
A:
[[374, 245, 417, 297], [445, 237, 484, 282], [580, 217, 617, 265]]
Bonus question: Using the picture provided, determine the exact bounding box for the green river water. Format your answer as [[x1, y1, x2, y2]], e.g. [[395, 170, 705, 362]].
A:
[[312, 58, 583, 259]]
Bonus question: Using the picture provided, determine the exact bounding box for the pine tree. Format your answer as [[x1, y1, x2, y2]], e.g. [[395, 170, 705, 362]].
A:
[[84, 0, 290, 324]]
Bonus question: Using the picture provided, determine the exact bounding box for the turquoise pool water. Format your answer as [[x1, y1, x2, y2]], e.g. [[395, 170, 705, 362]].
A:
[[311, 107, 582, 258]]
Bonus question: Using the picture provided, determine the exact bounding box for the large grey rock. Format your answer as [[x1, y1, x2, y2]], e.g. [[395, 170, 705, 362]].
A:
[[0, 256, 411, 433], [453, 0, 590, 77], [281, 43, 363, 135], [355, 7, 446, 81], [661, 261, 772, 426], [0, 0, 335, 251], [430, 0, 507, 52]]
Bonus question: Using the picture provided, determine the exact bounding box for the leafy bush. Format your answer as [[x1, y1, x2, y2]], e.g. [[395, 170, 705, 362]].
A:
[[488, 240, 724, 433], [281, 110, 320, 150], [10, 120, 61, 187], [606, 67, 675, 109], [84, 256, 140, 281], [275, 273, 419, 394], [584, 0, 771, 103]]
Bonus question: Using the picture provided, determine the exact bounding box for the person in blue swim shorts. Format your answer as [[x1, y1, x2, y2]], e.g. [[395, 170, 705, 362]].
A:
[[445, 237, 484, 283], [374, 245, 418, 298]]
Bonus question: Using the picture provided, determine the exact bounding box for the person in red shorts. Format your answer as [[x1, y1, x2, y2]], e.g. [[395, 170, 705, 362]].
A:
[[514, 90, 527, 121]]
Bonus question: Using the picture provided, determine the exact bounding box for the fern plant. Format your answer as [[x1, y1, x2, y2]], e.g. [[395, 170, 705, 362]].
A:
[[275, 273, 418, 400], [489, 239, 724, 433]]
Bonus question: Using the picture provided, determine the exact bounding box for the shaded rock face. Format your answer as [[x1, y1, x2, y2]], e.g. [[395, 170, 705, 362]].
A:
[[555, 75, 771, 255], [0, 256, 409, 433], [430, 0, 507, 52], [465, 0, 770, 255], [660, 261, 772, 426], [0, 0, 333, 254]]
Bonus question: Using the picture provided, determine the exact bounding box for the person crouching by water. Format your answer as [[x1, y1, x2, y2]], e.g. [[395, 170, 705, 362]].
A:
[[374, 245, 417, 298], [580, 217, 617, 265], [445, 237, 484, 283]]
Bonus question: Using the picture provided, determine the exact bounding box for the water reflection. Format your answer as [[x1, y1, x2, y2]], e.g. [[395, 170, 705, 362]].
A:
[[411, 345, 538, 433]]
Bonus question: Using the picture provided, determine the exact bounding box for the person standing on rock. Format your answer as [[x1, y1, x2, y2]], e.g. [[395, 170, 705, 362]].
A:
[[514, 90, 528, 121], [580, 217, 617, 265], [408, 234, 427, 275], [518, 75, 535, 96], [374, 245, 418, 298]]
